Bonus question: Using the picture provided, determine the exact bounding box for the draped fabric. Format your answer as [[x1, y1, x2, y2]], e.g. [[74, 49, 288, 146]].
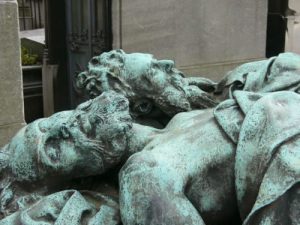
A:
[[216, 52, 300, 99], [215, 91, 300, 225], [1, 53, 300, 224], [214, 52, 300, 224], [0, 190, 120, 225], [3, 92, 300, 225]]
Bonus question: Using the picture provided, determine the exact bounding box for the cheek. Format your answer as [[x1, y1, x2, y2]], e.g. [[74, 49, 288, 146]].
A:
[[154, 70, 168, 89], [110, 134, 128, 155], [100, 120, 127, 136], [99, 133, 127, 168], [56, 141, 79, 170], [50, 138, 106, 177]]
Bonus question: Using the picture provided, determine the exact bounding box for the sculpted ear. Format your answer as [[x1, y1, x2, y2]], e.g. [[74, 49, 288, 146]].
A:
[[45, 123, 71, 143]]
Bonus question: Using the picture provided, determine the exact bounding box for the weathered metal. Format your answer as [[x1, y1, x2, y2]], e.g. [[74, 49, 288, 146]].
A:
[[1, 51, 300, 224]]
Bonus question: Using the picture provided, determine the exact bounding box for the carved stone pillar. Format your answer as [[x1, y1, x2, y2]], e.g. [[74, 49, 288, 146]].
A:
[[0, 0, 26, 147]]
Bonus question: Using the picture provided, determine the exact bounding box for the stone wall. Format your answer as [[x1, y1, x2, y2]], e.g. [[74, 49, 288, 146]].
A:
[[112, 0, 268, 81], [0, 0, 25, 147]]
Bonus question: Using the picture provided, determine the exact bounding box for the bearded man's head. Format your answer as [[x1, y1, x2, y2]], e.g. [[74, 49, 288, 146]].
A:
[[2, 91, 132, 183], [76, 50, 217, 119]]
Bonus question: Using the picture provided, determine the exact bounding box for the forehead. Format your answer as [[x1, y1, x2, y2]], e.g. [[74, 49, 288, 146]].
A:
[[123, 53, 154, 77]]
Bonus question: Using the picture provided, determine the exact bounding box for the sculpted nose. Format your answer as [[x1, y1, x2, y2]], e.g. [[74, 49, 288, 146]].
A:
[[157, 60, 175, 72]]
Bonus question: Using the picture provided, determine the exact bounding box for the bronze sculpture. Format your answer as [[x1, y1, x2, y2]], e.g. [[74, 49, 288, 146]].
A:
[[1, 50, 300, 224]]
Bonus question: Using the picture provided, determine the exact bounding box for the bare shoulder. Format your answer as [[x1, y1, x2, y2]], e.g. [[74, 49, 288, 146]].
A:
[[165, 108, 215, 130]]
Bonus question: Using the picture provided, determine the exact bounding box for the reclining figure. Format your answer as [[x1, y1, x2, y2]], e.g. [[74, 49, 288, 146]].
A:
[[1, 51, 300, 225], [76, 49, 218, 125]]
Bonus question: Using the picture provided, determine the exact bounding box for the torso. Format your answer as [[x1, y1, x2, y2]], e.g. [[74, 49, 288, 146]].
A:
[[143, 109, 240, 224]]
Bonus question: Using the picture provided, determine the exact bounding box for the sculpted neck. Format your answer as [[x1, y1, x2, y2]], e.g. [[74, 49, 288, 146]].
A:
[[125, 123, 161, 156]]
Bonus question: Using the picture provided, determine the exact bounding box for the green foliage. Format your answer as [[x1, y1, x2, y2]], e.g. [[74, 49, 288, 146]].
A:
[[21, 46, 38, 65]]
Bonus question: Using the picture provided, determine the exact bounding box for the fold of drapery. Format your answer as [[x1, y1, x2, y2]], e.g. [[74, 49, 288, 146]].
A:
[[216, 52, 300, 99], [0, 190, 120, 225], [215, 91, 300, 225]]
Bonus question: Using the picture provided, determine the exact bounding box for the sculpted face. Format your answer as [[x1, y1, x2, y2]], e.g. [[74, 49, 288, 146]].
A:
[[5, 91, 132, 182], [76, 50, 217, 118]]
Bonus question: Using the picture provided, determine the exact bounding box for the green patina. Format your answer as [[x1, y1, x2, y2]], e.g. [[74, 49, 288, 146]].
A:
[[0, 51, 300, 224]]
